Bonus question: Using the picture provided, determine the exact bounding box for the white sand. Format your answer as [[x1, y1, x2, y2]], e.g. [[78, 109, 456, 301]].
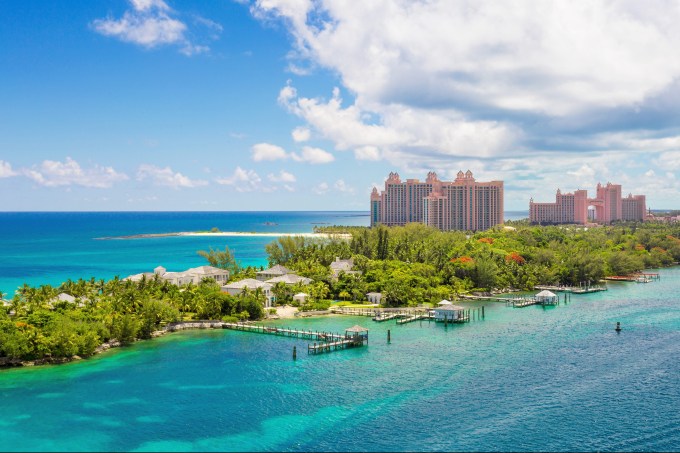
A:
[[275, 305, 299, 319], [181, 232, 351, 239]]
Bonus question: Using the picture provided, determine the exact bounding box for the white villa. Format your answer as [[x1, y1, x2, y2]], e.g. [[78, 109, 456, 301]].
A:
[[124, 265, 230, 286], [256, 265, 293, 281], [330, 257, 361, 280], [265, 274, 312, 286], [221, 278, 275, 307]]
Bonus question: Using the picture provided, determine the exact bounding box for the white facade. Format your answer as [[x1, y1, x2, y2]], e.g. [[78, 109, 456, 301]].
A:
[[221, 278, 275, 308], [124, 265, 230, 286]]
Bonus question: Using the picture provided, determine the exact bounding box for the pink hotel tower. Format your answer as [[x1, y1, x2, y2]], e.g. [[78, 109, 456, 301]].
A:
[[370, 170, 504, 231], [530, 182, 646, 225]]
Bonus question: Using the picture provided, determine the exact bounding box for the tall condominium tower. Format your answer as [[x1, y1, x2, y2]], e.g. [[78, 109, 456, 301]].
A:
[[370, 170, 504, 231], [530, 182, 646, 225]]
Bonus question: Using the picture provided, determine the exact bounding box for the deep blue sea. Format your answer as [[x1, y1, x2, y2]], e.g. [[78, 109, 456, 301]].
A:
[[4, 210, 677, 452]]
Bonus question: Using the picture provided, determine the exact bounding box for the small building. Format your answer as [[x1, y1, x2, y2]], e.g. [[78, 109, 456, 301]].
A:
[[265, 274, 312, 286], [256, 264, 293, 281], [221, 278, 275, 307], [344, 325, 369, 344], [366, 292, 382, 304], [330, 257, 362, 280], [293, 292, 309, 304], [437, 299, 453, 306], [535, 290, 558, 305], [433, 304, 467, 322]]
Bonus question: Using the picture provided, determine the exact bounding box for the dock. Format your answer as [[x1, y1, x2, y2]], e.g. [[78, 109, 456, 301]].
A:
[[223, 323, 344, 342], [534, 284, 607, 294], [223, 322, 369, 356], [396, 313, 433, 324]]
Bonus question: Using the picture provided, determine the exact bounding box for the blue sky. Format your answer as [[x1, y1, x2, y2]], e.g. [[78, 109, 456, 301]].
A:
[[2, 0, 680, 211]]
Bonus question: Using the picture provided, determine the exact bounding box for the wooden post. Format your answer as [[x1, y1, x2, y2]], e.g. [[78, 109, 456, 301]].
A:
[[482, 306, 485, 319], [387, 329, 391, 343], [615, 322, 622, 332], [293, 346, 297, 360]]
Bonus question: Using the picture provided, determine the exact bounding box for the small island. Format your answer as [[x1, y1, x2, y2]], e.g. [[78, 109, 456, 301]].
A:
[[2, 221, 679, 367]]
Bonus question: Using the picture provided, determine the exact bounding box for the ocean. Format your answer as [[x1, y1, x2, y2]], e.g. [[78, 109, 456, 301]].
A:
[[4, 210, 678, 452]]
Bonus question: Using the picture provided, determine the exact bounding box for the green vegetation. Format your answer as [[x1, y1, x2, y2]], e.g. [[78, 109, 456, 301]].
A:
[[264, 222, 680, 308], [0, 276, 263, 363], [3, 221, 679, 365]]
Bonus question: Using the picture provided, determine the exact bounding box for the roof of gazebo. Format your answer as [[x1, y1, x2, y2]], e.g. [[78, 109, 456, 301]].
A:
[[437, 299, 453, 305], [345, 325, 369, 333], [536, 290, 557, 298]]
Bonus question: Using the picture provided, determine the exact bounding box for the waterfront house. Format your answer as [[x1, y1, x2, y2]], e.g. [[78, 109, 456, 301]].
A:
[[221, 278, 275, 307], [256, 264, 293, 281], [124, 265, 229, 286], [366, 292, 383, 304]]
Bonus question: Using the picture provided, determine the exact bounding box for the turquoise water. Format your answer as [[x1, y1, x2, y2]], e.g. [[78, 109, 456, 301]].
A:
[[0, 211, 369, 296], [1, 269, 679, 451]]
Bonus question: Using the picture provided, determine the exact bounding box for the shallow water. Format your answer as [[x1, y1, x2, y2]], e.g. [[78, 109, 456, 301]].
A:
[[1, 268, 679, 451]]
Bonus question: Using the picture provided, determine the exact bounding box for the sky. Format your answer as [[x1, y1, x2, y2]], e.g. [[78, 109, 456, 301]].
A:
[[2, 0, 680, 211]]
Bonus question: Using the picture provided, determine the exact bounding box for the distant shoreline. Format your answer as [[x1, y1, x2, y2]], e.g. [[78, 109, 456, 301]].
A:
[[96, 231, 352, 240]]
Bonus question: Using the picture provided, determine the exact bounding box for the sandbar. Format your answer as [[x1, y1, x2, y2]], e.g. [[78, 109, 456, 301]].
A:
[[96, 231, 351, 240]]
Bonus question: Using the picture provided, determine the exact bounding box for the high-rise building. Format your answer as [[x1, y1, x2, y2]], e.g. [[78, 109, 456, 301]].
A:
[[530, 182, 646, 225], [370, 170, 504, 231]]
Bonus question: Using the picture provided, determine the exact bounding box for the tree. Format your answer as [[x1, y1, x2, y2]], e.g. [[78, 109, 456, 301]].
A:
[[197, 246, 240, 274]]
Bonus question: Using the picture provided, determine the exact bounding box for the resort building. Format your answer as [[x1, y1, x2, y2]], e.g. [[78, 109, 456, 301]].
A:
[[530, 183, 647, 225], [124, 265, 230, 286], [221, 278, 275, 308], [366, 292, 383, 304], [370, 170, 504, 231]]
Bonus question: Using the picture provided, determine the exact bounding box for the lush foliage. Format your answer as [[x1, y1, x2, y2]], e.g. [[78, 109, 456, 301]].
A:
[[270, 222, 680, 307], [0, 276, 264, 362]]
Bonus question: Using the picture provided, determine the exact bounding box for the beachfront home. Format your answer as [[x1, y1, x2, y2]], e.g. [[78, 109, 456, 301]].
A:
[[330, 257, 362, 280], [256, 265, 293, 281], [433, 304, 467, 322], [366, 292, 383, 304], [221, 278, 275, 308], [124, 265, 229, 286], [265, 274, 312, 286]]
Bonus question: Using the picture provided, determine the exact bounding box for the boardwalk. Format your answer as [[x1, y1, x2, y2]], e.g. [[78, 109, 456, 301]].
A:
[[223, 323, 344, 341], [223, 322, 369, 356]]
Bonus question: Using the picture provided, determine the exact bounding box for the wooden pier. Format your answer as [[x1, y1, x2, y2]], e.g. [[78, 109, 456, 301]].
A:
[[534, 284, 607, 294], [396, 313, 433, 324], [223, 323, 344, 342], [506, 297, 539, 308], [223, 322, 369, 356]]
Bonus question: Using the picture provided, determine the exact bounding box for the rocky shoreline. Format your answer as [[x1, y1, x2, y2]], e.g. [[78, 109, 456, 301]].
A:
[[0, 321, 227, 369]]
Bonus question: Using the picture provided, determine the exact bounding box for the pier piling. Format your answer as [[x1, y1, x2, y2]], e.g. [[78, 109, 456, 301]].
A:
[[293, 346, 297, 360], [615, 322, 622, 333], [387, 329, 391, 343]]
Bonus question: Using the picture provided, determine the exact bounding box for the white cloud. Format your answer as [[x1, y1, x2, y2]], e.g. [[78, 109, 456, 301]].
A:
[[267, 170, 296, 183], [291, 146, 335, 164], [216, 166, 263, 192], [334, 179, 354, 193], [251, 143, 289, 161], [312, 181, 329, 195], [247, 0, 680, 185], [0, 160, 17, 178], [291, 126, 311, 142], [23, 157, 129, 188], [136, 164, 208, 188], [354, 146, 381, 161], [92, 0, 219, 56]]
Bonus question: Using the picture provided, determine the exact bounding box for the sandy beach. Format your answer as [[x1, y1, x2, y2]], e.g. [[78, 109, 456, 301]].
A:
[[97, 231, 352, 240]]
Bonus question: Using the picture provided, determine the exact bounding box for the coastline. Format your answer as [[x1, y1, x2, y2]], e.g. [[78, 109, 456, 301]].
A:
[[95, 231, 352, 240]]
